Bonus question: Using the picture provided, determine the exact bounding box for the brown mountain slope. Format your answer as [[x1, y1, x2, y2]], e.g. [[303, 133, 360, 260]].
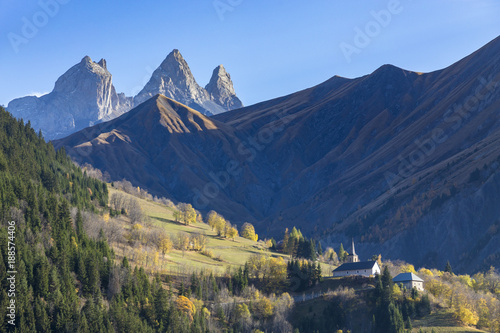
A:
[[57, 95, 260, 221], [56, 36, 500, 272]]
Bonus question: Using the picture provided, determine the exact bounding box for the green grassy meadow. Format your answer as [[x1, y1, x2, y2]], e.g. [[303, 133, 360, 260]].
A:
[[108, 186, 286, 275]]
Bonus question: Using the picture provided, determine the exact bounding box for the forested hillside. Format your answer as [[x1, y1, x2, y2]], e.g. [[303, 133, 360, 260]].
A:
[[0, 107, 207, 332], [1, 105, 498, 333], [0, 106, 295, 332], [0, 106, 113, 331]]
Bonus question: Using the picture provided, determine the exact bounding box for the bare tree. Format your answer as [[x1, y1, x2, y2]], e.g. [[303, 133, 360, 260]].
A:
[[103, 218, 124, 244], [81, 211, 105, 240], [108, 265, 127, 298], [127, 197, 143, 224]]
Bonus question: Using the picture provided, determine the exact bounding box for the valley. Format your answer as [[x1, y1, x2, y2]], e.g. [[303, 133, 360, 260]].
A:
[[2, 4, 500, 330], [55, 36, 500, 273]]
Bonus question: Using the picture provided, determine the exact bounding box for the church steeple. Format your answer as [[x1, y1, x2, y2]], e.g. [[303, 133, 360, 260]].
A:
[[347, 238, 359, 263]]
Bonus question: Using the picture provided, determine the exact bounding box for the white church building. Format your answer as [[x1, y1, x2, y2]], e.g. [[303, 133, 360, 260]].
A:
[[332, 239, 381, 277]]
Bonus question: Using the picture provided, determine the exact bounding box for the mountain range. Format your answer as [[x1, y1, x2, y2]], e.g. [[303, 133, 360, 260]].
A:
[[56, 35, 500, 273], [7, 50, 242, 139]]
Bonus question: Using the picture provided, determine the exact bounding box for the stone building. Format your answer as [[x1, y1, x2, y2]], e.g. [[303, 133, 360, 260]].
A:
[[392, 272, 424, 291]]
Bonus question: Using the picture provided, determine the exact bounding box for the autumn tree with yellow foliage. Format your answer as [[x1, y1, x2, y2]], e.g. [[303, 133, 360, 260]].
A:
[[240, 222, 258, 241], [226, 224, 238, 241], [246, 254, 288, 292], [158, 233, 173, 256], [206, 210, 217, 230], [179, 203, 196, 225], [175, 296, 196, 321]]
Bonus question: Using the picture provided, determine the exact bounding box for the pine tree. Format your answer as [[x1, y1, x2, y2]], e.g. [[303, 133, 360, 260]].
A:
[[310, 240, 317, 261], [388, 302, 404, 333], [76, 209, 84, 240], [34, 254, 49, 298], [381, 266, 394, 304], [339, 243, 346, 262], [122, 256, 130, 269], [445, 261, 453, 274], [406, 317, 412, 331], [34, 297, 50, 333]]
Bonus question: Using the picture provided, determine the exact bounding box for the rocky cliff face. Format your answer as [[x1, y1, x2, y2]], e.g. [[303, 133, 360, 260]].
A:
[[7, 56, 132, 139], [205, 65, 243, 110], [134, 50, 242, 115], [8, 51, 243, 139]]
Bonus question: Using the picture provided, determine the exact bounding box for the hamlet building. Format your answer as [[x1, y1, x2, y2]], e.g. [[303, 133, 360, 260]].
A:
[[332, 239, 381, 277], [392, 272, 424, 291]]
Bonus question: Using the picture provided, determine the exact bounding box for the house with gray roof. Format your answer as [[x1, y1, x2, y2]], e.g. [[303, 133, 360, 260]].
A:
[[393, 272, 424, 291]]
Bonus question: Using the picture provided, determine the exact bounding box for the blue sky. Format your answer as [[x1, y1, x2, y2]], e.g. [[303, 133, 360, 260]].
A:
[[1, 0, 500, 107]]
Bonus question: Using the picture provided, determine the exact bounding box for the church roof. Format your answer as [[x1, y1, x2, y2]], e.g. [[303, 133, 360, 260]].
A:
[[393, 272, 424, 283], [333, 261, 378, 272]]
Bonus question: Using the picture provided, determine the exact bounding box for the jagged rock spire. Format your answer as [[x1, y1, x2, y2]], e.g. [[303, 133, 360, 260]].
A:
[[205, 64, 243, 110], [134, 49, 242, 115]]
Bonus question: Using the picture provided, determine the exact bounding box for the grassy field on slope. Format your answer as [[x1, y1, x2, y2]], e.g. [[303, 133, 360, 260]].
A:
[[107, 186, 287, 275], [411, 309, 488, 333]]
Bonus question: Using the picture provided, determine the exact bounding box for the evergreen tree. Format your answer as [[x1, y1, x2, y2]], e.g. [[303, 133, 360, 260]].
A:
[[76, 209, 85, 240], [34, 254, 49, 298], [309, 240, 317, 261], [34, 297, 51, 333], [445, 261, 453, 274], [339, 243, 346, 262], [381, 266, 394, 304], [388, 302, 405, 333]]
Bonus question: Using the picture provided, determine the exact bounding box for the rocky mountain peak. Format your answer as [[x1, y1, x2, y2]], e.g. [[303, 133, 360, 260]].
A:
[[168, 49, 182, 61], [134, 49, 242, 115], [54, 55, 110, 94], [162, 49, 184, 66], [98, 58, 107, 70], [81, 55, 92, 64], [211, 65, 229, 83], [205, 64, 243, 110], [157, 49, 197, 89], [8, 56, 132, 139], [8, 49, 242, 139]]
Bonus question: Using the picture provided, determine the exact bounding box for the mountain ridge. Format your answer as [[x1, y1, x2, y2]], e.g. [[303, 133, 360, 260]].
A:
[[56, 36, 500, 273], [7, 51, 242, 139]]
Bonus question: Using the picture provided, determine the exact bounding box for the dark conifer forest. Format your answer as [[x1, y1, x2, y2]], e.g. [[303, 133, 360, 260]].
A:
[[0, 107, 205, 332]]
